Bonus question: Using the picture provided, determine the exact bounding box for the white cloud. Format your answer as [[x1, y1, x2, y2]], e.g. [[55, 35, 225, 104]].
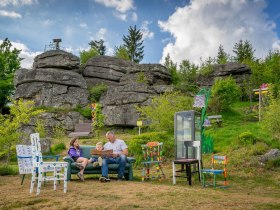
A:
[[141, 20, 154, 40], [131, 12, 137, 22], [79, 23, 88, 28], [94, 0, 134, 13], [0, 10, 21, 18], [158, 0, 280, 65], [0, 0, 37, 7], [43, 19, 55, 27], [1, 40, 41, 69], [113, 11, 127, 21], [96, 27, 107, 40]]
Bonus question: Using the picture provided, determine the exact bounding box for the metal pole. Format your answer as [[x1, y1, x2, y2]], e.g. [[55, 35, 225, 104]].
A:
[[259, 88, 261, 121]]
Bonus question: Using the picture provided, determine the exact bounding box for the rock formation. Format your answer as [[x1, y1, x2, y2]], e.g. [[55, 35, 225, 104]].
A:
[[197, 62, 251, 87], [14, 50, 89, 135]]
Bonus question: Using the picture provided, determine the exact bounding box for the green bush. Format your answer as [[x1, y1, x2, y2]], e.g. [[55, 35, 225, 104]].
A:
[[238, 131, 257, 145], [209, 76, 241, 113], [89, 84, 108, 102], [265, 157, 280, 169], [0, 165, 18, 175], [262, 97, 280, 141], [74, 105, 92, 119], [51, 143, 66, 154], [128, 132, 174, 165], [136, 91, 193, 134]]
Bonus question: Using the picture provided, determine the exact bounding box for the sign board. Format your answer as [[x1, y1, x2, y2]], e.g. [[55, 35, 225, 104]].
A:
[[137, 121, 143, 127]]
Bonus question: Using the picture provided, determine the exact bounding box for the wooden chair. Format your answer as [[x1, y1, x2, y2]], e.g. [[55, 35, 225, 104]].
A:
[[202, 155, 228, 188], [141, 142, 165, 181], [30, 133, 68, 195], [172, 141, 202, 185], [68, 123, 92, 137]]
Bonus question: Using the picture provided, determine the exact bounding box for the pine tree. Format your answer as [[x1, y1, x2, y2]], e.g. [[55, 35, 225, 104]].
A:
[[233, 40, 255, 63], [88, 39, 106, 55], [216, 45, 228, 64], [164, 53, 178, 84], [123, 25, 144, 63]]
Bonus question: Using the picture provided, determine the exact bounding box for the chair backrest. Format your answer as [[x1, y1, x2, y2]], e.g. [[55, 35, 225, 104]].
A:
[[16, 145, 33, 174], [74, 123, 92, 132], [141, 142, 163, 162], [30, 133, 43, 167], [212, 155, 227, 170], [184, 141, 201, 160]]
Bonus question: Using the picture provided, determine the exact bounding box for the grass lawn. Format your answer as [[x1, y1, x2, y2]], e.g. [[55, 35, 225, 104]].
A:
[[0, 163, 280, 210]]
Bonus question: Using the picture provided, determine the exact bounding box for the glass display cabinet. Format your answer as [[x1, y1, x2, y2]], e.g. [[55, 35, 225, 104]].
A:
[[174, 110, 201, 159]]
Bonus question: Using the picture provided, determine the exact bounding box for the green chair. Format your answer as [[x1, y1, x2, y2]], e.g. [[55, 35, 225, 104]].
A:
[[202, 155, 228, 188]]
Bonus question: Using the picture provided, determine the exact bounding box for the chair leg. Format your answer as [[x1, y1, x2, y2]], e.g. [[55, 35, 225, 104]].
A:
[[54, 168, 57, 191], [30, 168, 36, 193], [21, 174, 25, 185], [141, 165, 146, 182], [36, 172, 43, 196], [172, 162, 176, 185], [63, 166, 68, 193], [202, 173, 206, 187], [213, 174, 216, 188], [186, 164, 192, 185]]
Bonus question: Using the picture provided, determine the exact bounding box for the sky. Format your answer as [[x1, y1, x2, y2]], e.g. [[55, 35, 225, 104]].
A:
[[1, 0, 280, 69]]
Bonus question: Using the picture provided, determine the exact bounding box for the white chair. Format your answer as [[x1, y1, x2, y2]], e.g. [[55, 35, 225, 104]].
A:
[[16, 145, 33, 185], [30, 133, 68, 195]]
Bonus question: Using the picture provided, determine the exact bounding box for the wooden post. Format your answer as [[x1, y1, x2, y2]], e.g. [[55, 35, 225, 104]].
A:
[[259, 88, 261, 121]]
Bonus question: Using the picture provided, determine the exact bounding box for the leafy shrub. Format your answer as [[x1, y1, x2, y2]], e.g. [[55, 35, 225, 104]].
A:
[[89, 84, 108, 102], [136, 91, 193, 134], [209, 76, 241, 113], [128, 132, 174, 165], [136, 72, 148, 84], [265, 157, 280, 169], [35, 119, 46, 138], [262, 97, 280, 141], [51, 143, 66, 154], [238, 131, 257, 145], [74, 105, 92, 119], [80, 48, 99, 65], [0, 165, 18, 175]]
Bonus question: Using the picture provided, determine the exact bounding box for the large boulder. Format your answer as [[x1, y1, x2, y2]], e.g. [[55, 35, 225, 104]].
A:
[[197, 62, 251, 87], [83, 56, 135, 87], [33, 50, 80, 70]]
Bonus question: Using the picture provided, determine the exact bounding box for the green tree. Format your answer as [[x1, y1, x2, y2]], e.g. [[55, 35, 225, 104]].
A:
[[0, 98, 44, 165], [233, 40, 255, 63], [123, 25, 144, 63], [0, 38, 21, 113], [216, 44, 228, 64], [89, 39, 106, 55], [80, 48, 99, 65], [177, 59, 198, 91], [163, 53, 179, 85], [263, 97, 280, 140], [209, 76, 241, 113], [136, 91, 193, 133], [114, 45, 130, 60]]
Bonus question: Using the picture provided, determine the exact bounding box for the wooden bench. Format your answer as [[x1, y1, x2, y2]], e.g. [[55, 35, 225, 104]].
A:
[[207, 115, 222, 127], [68, 123, 92, 137]]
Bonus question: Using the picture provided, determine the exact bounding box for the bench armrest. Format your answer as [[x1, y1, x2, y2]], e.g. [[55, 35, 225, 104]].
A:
[[127, 157, 136, 163], [63, 156, 74, 163]]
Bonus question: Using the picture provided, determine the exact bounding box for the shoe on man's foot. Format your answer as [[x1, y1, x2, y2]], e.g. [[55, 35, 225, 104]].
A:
[[77, 172, 84, 181], [74, 163, 84, 170], [98, 157, 103, 166], [99, 176, 110, 182], [92, 162, 99, 167]]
